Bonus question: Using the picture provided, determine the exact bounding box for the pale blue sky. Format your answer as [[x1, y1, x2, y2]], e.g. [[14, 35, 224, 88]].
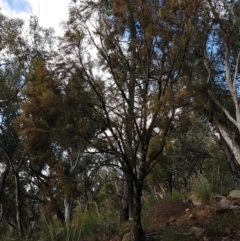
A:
[[4, 0, 30, 14], [0, 0, 70, 36]]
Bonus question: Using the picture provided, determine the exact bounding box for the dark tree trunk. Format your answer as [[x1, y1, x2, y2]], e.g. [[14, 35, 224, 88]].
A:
[[120, 174, 129, 222], [128, 176, 134, 221], [133, 183, 145, 241], [174, 159, 180, 192], [48, 193, 65, 222], [54, 201, 65, 222], [83, 173, 89, 211], [0, 166, 9, 201], [167, 174, 173, 195], [14, 172, 23, 237]]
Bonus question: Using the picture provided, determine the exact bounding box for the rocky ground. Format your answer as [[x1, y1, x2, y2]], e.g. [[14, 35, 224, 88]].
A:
[[83, 190, 240, 241], [142, 190, 240, 241]]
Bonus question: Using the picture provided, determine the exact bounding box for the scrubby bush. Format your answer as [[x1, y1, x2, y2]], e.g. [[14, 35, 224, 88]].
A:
[[191, 176, 212, 205]]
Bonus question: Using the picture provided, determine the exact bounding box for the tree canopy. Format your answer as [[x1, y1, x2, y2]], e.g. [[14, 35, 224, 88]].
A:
[[1, 1, 240, 240]]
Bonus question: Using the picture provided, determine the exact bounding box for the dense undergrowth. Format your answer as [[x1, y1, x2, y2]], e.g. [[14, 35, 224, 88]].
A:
[[1, 176, 240, 241]]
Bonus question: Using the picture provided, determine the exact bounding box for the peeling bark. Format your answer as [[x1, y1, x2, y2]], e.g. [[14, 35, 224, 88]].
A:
[[212, 116, 240, 166], [220, 136, 240, 177]]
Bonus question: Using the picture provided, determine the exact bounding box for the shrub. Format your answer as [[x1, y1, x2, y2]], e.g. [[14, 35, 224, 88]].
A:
[[171, 190, 184, 202], [204, 212, 240, 238], [162, 226, 186, 241], [36, 209, 102, 241], [191, 176, 212, 205]]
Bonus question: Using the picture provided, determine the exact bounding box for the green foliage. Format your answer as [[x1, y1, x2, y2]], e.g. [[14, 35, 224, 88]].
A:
[[204, 212, 240, 238], [161, 226, 186, 241], [203, 147, 237, 196], [77, 211, 100, 237], [218, 212, 240, 230], [0, 230, 25, 241], [171, 191, 184, 202], [2, 1, 240, 240], [36, 209, 103, 241], [161, 190, 184, 202], [191, 176, 212, 205]]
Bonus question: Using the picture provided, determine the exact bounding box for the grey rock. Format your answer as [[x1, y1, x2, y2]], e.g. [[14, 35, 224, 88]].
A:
[[228, 190, 240, 199]]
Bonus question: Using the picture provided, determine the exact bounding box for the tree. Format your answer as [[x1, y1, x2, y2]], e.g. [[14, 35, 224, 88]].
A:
[[196, 0, 240, 177], [15, 57, 102, 224], [0, 12, 55, 237], [59, 0, 203, 239]]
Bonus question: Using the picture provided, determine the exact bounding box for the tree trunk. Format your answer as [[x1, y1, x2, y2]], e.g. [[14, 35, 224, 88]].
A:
[[128, 176, 134, 221], [83, 173, 89, 211], [220, 136, 240, 177], [173, 159, 180, 192], [166, 173, 173, 195], [14, 172, 22, 237], [64, 196, 72, 223], [48, 193, 65, 222], [0, 166, 9, 201], [212, 116, 240, 166], [120, 174, 129, 222], [133, 183, 145, 241]]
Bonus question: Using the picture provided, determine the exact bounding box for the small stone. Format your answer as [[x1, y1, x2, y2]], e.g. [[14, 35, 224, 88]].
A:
[[228, 190, 240, 199], [216, 198, 230, 211], [189, 226, 204, 237]]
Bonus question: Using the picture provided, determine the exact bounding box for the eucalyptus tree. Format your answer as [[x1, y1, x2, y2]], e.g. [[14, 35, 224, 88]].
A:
[[0, 11, 55, 237], [0, 13, 30, 235], [15, 55, 103, 225], [194, 0, 240, 177], [58, 0, 205, 239]]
